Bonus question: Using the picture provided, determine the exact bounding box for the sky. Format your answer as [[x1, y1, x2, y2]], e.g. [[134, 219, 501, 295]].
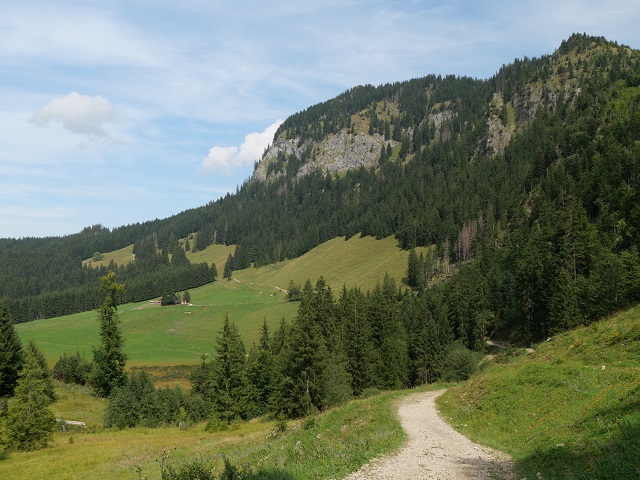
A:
[[1, 1, 639, 239]]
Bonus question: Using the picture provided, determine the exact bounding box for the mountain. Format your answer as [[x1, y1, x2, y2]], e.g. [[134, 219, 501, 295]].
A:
[[2, 34, 640, 344]]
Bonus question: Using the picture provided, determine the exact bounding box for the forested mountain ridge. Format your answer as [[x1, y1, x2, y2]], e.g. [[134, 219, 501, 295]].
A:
[[2, 33, 639, 340], [254, 33, 636, 181]]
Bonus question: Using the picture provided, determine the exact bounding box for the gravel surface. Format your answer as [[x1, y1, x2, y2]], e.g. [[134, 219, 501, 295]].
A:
[[344, 390, 516, 480]]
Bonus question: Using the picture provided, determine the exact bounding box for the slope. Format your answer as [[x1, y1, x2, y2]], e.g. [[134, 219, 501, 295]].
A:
[[16, 235, 417, 366], [438, 306, 640, 479]]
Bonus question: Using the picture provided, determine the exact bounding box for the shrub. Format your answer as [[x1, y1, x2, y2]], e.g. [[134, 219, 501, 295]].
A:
[[52, 350, 93, 385], [442, 343, 479, 382]]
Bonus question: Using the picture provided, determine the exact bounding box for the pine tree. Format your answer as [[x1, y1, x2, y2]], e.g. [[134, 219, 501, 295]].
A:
[[278, 280, 328, 418], [5, 346, 57, 451], [407, 248, 420, 288], [0, 299, 24, 398], [244, 322, 276, 417], [92, 272, 127, 397], [223, 253, 234, 280], [211, 314, 247, 423], [369, 275, 409, 389], [25, 340, 55, 403], [338, 286, 376, 395]]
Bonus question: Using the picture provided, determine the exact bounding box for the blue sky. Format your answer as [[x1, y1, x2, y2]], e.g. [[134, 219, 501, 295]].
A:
[[1, 0, 639, 239]]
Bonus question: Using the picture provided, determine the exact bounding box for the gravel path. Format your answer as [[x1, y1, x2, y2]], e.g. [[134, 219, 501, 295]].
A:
[[344, 390, 516, 480]]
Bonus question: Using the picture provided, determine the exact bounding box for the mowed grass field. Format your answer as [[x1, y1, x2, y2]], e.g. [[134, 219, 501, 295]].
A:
[[18, 235, 422, 369]]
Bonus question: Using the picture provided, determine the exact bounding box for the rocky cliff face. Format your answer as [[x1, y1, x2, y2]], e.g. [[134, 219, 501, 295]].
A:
[[252, 38, 595, 182], [253, 131, 391, 182]]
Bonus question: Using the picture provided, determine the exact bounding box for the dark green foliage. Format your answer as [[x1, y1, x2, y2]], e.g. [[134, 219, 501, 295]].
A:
[[0, 299, 24, 398], [5, 345, 56, 451], [105, 371, 209, 429], [441, 343, 479, 382], [223, 253, 234, 280], [183, 290, 191, 303], [161, 290, 178, 306], [277, 280, 329, 418], [211, 315, 247, 423], [244, 321, 276, 417], [368, 275, 409, 390], [52, 350, 93, 385], [338, 286, 376, 395], [191, 315, 247, 423], [92, 272, 127, 397], [285, 280, 301, 302], [25, 340, 54, 403]]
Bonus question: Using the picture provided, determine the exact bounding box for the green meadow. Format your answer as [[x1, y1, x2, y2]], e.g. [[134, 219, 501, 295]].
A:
[[18, 235, 422, 369], [0, 381, 446, 480]]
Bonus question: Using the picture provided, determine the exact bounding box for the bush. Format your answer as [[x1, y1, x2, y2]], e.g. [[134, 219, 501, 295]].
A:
[[204, 415, 228, 433], [52, 351, 93, 385], [442, 343, 479, 382]]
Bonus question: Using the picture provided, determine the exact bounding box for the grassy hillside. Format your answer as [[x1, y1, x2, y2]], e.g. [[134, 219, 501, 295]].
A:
[[82, 244, 134, 268], [438, 306, 640, 479], [16, 280, 296, 368], [0, 381, 439, 480], [234, 235, 429, 294], [18, 235, 417, 368], [82, 242, 235, 270]]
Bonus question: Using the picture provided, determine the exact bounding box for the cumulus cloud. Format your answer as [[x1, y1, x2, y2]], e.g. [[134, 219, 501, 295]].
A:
[[201, 120, 283, 174], [30, 92, 116, 139]]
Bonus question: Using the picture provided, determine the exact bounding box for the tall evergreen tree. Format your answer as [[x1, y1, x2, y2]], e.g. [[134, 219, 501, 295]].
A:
[[211, 314, 247, 423], [5, 346, 57, 451], [223, 253, 234, 280], [278, 280, 328, 418], [0, 299, 24, 398], [338, 286, 376, 395], [244, 320, 276, 417], [92, 272, 127, 397], [25, 340, 55, 403]]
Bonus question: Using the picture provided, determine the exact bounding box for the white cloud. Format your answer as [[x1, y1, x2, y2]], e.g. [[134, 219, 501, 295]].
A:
[[30, 92, 116, 139], [201, 120, 283, 175]]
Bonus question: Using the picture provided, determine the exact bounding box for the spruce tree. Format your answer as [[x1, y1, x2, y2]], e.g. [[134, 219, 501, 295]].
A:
[[278, 280, 328, 418], [5, 346, 57, 451], [0, 299, 24, 398], [211, 314, 247, 423], [338, 286, 376, 395], [223, 253, 234, 280], [92, 272, 127, 397], [25, 340, 55, 402]]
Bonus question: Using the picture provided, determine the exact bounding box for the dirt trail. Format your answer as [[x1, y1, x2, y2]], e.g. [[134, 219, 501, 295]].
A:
[[344, 390, 516, 480]]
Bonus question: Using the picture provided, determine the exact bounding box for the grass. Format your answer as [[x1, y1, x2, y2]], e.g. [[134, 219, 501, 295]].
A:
[[82, 245, 134, 268], [438, 305, 640, 480], [0, 382, 444, 480], [18, 235, 420, 370], [185, 243, 236, 271], [82, 242, 235, 271], [17, 279, 297, 368], [234, 235, 428, 294]]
